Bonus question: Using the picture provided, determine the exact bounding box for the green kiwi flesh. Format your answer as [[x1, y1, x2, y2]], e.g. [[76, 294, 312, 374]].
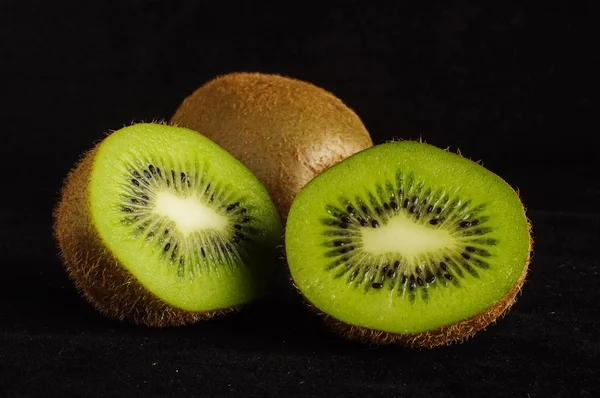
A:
[[285, 141, 532, 348], [54, 123, 282, 326], [170, 72, 373, 220]]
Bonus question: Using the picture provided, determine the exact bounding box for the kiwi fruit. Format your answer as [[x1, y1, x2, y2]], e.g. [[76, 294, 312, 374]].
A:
[[285, 141, 532, 348], [54, 123, 282, 326], [170, 72, 373, 220]]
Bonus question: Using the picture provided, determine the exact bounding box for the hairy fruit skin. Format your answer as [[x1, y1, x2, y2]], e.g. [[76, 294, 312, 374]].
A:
[[171, 72, 373, 220], [284, 141, 534, 348], [317, 256, 529, 348], [53, 146, 234, 327]]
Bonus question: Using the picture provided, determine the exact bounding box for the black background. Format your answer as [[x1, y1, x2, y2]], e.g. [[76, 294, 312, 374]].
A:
[[1, 1, 598, 396]]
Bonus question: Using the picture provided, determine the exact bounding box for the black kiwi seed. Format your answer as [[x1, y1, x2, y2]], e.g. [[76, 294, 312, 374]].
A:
[[131, 179, 140, 186], [234, 224, 242, 230], [375, 207, 383, 216], [180, 172, 186, 182], [346, 205, 356, 215], [148, 165, 155, 173], [227, 202, 240, 211], [144, 170, 151, 179], [371, 220, 379, 228], [372, 282, 383, 289], [333, 241, 345, 247], [357, 217, 368, 227], [426, 274, 435, 283], [429, 218, 440, 225], [141, 194, 149, 201], [461, 253, 471, 260], [339, 222, 349, 229], [132, 170, 141, 178], [200, 247, 206, 257], [409, 206, 416, 213], [475, 248, 492, 257], [440, 261, 448, 271], [383, 203, 390, 210], [416, 277, 424, 286], [444, 274, 453, 280], [164, 243, 171, 251], [390, 201, 399, 210], [459, 221, 472, 228], [341, 215, 351, 223], [403, 199, 409, 208], [401, 273, 407, 283], [409, 276, 416, 290], [387, 269, 396, 278], [232, 235, 240, 243], [361, 205, 369, 214]]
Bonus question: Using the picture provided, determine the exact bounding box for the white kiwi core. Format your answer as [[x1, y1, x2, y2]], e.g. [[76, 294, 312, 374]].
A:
[[361, 212, 456, 260], [153, 191, 228, 235]]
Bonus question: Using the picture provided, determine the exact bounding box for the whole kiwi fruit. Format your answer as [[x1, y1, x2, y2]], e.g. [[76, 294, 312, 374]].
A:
[[171, 72, 373, 220], [54, 123, 282, 326], [285, 141, 532, 348]]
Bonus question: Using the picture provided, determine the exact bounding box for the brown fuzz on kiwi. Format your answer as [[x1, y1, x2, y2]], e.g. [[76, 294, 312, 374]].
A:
[[170, 72, 374, 220], [53, 147, 226, 326], [54, 124, 282, 327], [317, 252, 530, 348], [285, 141, 533, 348]]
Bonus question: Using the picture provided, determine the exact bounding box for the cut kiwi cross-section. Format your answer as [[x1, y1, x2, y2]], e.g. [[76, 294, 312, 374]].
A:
[[54, 123, 282, 326], [285, 141, 532, 348]]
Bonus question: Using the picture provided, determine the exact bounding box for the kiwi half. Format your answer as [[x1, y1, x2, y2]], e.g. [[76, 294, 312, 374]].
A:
[[170, 72, 373, 220], [54, 123, 282, 326], [285, 141, 532, 348]]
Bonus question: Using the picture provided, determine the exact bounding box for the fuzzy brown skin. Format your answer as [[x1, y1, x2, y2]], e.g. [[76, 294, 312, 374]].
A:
[[171, 72, 373, 220], [289, 219, 534, 349], [53, 145, 236, 327]]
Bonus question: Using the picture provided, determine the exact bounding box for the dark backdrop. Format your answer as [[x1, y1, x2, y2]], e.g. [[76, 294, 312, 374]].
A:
[[1, 1, 598, 397]]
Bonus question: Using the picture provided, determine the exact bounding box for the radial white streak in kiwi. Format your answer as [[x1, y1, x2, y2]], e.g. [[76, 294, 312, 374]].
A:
[[361, 212, 456, 260], [153, 191, 227, 235]]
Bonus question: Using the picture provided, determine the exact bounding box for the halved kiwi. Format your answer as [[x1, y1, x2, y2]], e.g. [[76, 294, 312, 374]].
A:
[[285, 141, 532, 348], [170, 72, 373, 220], [54, 123, 282, 326]]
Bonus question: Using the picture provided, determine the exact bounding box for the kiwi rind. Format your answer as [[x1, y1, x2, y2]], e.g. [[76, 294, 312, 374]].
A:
[[54, 146, 227, 326], [284, 140, 533, 348], [54, 124, 281, 326], [296, 238, 531, 348], [170, 71, 373, 220]]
